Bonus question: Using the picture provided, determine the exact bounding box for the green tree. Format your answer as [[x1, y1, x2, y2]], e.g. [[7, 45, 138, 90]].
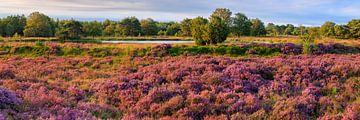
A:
[[116, 17, 141, 36], [203, 16, 230, 45], [23, 12, 53, 37], [180, 18, 192, 37], [334, 25, 350, 39], [0, 19, 3, 36], [55, 20, 82, 40], [166, 23, 181, 36], [190, 17, 208, 45], [306, 27, 321, 39], [320, 21, 336, 37], [284, 24, 295, 35], [231, 13, 251, 37], [266, 23, 280, 36], [211, 8, 232, 25], [251, 18, 266, 36], [347, 19, 360, 39], [102, 20, 116, 36], [140, 18, 158, 36], [82, 21, 102, 38], [1, 15, 26, 37]]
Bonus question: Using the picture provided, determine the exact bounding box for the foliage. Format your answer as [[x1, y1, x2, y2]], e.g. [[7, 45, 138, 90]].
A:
[[210, 8, 232, 25], [190, 17, 208, 45], [301, 33, 316, 55], [82, 21, 102, 38], [251, 19, 266, 36], [0, 87, 21, 109], [0, 15, 26, 37], [180, 18, 192, 37], [116, 17, 141, 36], [1, 54, 360, 119], [55, 20, 83, 40], [140, 18, 158, 36], [203, 16, 230, 45], [0, 10, 359, 39], [334, 25, 350, 39], [320, 21, 336, 37], [231, 13, 252, 37], [166, 23, 181, 36], [23, 12, 53, 37], [348, 19, 360, 39]]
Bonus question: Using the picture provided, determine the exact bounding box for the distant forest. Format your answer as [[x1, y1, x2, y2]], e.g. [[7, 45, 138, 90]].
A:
[[0, 8, 359, 40]]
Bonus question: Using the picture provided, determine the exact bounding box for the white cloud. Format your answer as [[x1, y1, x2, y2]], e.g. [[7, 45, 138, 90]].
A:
[[0, 0, 358, 25]]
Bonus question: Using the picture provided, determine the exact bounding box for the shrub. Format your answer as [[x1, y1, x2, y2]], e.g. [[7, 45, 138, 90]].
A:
[[0, 87, 21, 109]]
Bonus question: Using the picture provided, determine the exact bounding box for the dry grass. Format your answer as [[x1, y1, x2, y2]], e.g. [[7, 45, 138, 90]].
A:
[[228, 36, 360, 47]]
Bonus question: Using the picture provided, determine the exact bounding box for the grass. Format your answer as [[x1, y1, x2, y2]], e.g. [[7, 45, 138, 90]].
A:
[[227, 36, 360, 47], [0, 43, 282, 58], [2, 36, 359, 47]]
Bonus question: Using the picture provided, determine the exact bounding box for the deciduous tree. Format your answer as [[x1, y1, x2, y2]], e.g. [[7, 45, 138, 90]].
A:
[[180, 18, 192, 37], [82, 21, 102, 38], [211, 8, 232, 25], [190, 17, 208, 45], [23, 12, 53, 37], [251, 19, 266, 36], [140, 18, 158, 36], [231, 13, 251, 37], [55, 20, 82, 40], [348, 19, 360, 39], [320, 21, 336, 37]]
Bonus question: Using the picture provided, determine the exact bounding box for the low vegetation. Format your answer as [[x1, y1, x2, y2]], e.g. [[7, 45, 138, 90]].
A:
[[1, 54, 360, 119]]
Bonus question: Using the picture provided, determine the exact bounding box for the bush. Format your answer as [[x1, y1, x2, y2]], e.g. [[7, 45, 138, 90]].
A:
[[0, 87, 21, 109]]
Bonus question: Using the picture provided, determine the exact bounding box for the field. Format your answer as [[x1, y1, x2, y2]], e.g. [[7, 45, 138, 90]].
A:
[[1, 37, 360, 119]]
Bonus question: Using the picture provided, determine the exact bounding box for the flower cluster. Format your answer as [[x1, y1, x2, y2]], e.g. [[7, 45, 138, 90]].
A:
[[0, 54, 360, 119]]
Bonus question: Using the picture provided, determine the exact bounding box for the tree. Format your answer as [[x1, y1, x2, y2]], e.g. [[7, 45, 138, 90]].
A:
[[23, 12, 53, 37], [102, 20, 116, 36], [82, 21, 102, 38], [166, 23, 181, 36], [306, 27, 321, 39], [266, 23, 280, 36], [320, 21, 336, 37], [211, 8, 232, 25], [203, 16, 230, 45], [140, 18, 158, 36], [347, 19, 360, 39], [231, 13, 251, 37], [180, 18, 192, 37], [284, 24, 295, 35], [251, 18, 266, 36], [1, 15, 26, 37], [55, 20, 82, 40], [0, 19, 3, 36], [334, 25, 350, 39], [117, 17, 141, 36], [190, 17, 208, 45]]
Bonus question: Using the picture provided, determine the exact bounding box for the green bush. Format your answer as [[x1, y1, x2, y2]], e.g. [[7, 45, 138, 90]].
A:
[[11, 46, 49, 57], [88, 48, 112, 57], [63, 48, 84, 56]]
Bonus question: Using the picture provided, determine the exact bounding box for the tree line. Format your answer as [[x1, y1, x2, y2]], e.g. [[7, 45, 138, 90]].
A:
[[0, 9, 359, 43]]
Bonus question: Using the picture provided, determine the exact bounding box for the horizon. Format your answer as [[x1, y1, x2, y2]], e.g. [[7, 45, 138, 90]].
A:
[[0, 0, 359, 26]]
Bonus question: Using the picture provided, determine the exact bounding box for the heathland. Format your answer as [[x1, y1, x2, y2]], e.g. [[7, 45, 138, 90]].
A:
[[1, 8, 360, 119]]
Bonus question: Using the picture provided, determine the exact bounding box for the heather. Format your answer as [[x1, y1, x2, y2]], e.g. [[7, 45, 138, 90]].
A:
[[0, 42, 359, 57], [0, 54, 359, 119]]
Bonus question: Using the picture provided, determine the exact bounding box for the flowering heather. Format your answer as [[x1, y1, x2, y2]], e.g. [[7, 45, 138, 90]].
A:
[[0, 54, 359, 119], [0, 87, 21, 109]]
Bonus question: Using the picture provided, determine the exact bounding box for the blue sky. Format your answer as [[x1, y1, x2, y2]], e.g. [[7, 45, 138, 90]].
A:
[[0, 0, 359, 26]]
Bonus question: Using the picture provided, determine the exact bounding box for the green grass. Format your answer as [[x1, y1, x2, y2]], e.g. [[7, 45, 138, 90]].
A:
[[0, 44, 282, 58]]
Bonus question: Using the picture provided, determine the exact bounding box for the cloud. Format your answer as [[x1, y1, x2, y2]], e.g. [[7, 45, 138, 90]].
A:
[[0, 0, 359, 25]]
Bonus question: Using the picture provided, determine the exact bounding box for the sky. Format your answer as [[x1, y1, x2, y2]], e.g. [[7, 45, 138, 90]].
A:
[[0, 0, 359, 26]]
